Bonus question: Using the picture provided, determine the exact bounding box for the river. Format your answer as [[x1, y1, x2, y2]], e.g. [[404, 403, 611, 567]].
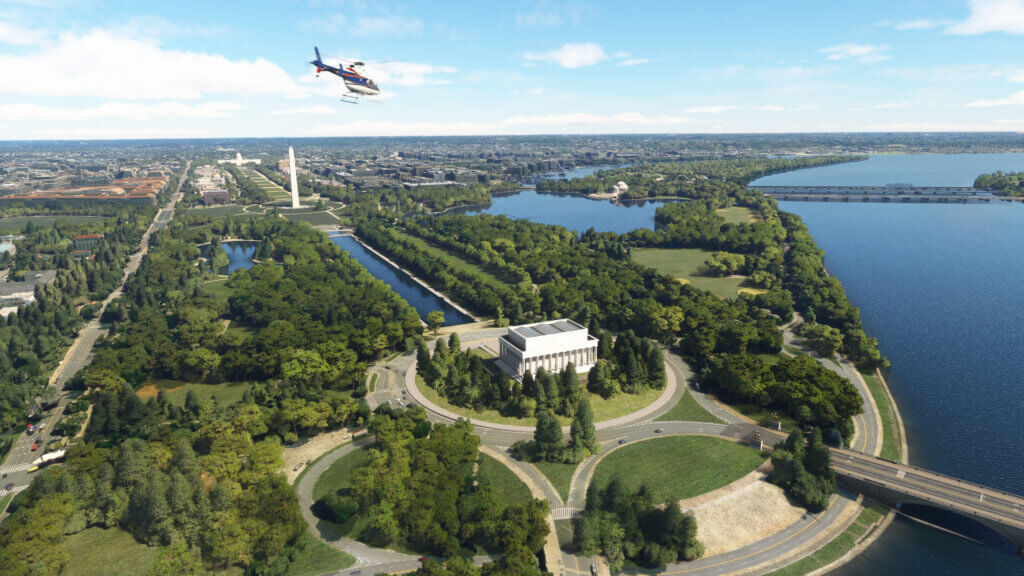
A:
[[754, 154, 1024, 575]]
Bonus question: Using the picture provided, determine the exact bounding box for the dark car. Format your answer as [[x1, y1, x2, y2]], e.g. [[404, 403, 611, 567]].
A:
[[4, 483, 14, 491], [654, 428, 663, 433]]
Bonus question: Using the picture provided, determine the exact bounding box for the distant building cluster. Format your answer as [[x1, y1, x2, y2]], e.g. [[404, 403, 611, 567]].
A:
[[0, 175, 168, 205], [192, 165, 231, 205], [0, 269, 56, 317], [217, 152, 261, 166]]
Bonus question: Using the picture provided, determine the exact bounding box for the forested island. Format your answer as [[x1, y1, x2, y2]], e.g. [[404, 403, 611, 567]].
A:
[[974, 170, 1024, 197]]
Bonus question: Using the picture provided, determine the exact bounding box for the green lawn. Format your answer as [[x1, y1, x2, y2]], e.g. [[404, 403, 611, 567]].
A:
[[200, 278, 233, 306], [631, 247, 752, 299], [477, 453, 533, 508], [136, 380, 252, 407], [183, 205, 251, 219], [862, 372, 901, 462], [654, 390, 721, 423], [283, 533, 355, 576], [716, 206, 763, 224], [590, 436, 766, 503], [532, 460, 578, 502], [313, 447, 372, 501], [281, 210, 342, 225], [733, 402, 801, 432], [416, 375, 663, 426], [0, 215, 102, 233], [367, 372, 380, 392], [393, 229, 507, 288], [63, 527, 159, 576], [765, 500, 888, 576]]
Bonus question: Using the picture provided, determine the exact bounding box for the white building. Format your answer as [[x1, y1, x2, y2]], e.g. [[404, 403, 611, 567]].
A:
[[496, 319, 598, 378], [217, 152, 261, 166]]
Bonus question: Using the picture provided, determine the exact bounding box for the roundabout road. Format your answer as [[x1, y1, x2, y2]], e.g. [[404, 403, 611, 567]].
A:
[[298, 328, 884, 576]]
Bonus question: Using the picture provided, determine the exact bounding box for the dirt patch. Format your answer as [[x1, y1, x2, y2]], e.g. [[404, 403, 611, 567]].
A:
[[682, 474, 805, 557], [136, 383, 183, 398], [282, 427, 361, 484]]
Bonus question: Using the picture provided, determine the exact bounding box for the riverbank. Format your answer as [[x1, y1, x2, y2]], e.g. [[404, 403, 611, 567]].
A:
[[333, 232, 480, 322]]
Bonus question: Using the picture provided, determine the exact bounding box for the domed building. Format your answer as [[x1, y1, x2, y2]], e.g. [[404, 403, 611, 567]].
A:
[[608, 181, 629, 196]]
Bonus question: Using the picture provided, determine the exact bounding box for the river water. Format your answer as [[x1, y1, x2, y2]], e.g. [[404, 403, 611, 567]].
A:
[[754, 154, 1024, 575]]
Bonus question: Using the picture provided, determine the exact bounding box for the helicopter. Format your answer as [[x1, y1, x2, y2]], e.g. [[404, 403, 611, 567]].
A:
[[310, 46, 381, 104]]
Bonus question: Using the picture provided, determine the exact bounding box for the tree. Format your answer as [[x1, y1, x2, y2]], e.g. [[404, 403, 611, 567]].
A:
[[569, 396, 599, 457], [532, 409, 563, 461], [0, 493, 74, 576], [426, 311, 445, 334]]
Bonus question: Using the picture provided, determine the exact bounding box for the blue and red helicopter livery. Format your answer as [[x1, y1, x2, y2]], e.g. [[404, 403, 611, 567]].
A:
[[310, 46, 381, 103]]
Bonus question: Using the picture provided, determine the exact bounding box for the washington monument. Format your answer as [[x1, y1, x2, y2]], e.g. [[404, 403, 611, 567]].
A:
[[289, 146, 301, 209]]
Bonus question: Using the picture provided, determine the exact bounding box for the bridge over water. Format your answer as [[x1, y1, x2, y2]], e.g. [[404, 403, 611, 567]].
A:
[[750, 184, 1024, 203]]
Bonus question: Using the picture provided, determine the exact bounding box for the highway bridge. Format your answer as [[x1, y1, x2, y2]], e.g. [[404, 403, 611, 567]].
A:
[[831, 449, 1024, 555], [751, 184, 1024, 203]]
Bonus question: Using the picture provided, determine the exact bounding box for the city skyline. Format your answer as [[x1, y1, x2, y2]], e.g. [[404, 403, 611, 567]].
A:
[[3, 0, 1024, 139]]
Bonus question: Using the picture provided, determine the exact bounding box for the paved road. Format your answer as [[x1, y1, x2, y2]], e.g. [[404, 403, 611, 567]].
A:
[[1, 165, 188, 505], [298, 326, 888, 576]]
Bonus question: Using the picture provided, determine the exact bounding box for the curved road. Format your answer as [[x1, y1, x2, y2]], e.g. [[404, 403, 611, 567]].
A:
[[301, 328, 884, 576]]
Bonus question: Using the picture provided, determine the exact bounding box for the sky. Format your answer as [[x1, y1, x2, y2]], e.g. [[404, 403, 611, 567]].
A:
[[3, 0, 1024, 139]]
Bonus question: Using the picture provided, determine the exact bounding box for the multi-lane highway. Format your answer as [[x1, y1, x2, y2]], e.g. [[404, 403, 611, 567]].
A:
[[0, 164, 188, 507]]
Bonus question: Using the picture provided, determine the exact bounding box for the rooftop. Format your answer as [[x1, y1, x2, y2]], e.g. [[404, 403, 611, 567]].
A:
[[510, 319, 585, 339]]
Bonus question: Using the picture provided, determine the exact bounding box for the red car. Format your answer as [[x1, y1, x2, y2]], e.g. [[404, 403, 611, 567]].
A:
[[31, 442, 39, 451]]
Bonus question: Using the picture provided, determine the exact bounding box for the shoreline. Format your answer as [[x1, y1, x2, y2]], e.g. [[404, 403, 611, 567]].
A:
[[336, 232, 480, 322]]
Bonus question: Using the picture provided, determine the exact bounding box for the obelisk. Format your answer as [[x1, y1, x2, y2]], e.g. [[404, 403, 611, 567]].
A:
[[289, 146, 301, 209]]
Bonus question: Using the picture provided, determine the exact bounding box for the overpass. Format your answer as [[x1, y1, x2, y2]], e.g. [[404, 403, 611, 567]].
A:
[[830, 448, 1024, 554]]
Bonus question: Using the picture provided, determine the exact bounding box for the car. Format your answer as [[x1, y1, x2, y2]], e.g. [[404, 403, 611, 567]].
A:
[[26, 424, 34, 434], [293, 464, 302, 471], [654, 428, 663, 433], [27, 466, 38, 473], [4, 483, 14, 491], [418, 557, 428, 563], [618, 439, 626, 444], [31, 443, 39, 451], [591, 564, 599, 575], [38, 422, 46, 430]]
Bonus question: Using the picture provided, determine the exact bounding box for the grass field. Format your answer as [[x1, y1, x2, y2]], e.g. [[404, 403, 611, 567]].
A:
[[631, 247, 752, 299], [416, 376, 663, 426], [241, 168, 292, 204], [285, 533, 355, 576], [477, 453, 533, 508], [63, 527, 160, 576], [0, 215, 102, 233], [532, 460, 578, 502], [765, 501, 886, 576], [183, 205, 253, 219], [281, 210, 341, 225], [733, 402, 801, 432], [393, 229, 507, 288], [862, 372, 901, 462], [590, 436, 766, 503], [654, 390, 721, 423], [135, 380, 252, 407], [200, 278, 233, 306], [313, 447, 371, 502], [716, 206, 763, 224]]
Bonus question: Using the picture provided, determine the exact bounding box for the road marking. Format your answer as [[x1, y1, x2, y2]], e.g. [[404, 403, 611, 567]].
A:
[[0, 463, 31, 474]]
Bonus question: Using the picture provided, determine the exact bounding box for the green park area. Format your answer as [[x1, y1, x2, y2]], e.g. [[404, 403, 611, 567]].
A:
[[0, 214, 102, 233], [654, 389, 721, 423], [280, 209, 342, 225], [476, 453, 534, 508], [533, 459, 578, 502], [135, 379, 253, 406], [862, 372, 902, 462], [590, 436, 766, 503], [416, 375, 664, 426], [631, 247, 764, 299], [393, 229, 507, 288], [241, 167, 292, 204], [716, 205, 763, 224], [766, 501, 887, 576]]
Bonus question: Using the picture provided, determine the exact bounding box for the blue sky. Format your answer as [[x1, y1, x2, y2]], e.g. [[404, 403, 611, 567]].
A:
[[2, 0, 1024, 139]]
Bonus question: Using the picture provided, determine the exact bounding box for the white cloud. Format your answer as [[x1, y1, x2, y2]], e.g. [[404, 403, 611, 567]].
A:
[[948, 0, 1024, 34], [524, 42, 607, 68], [504, 112, 689, 127], [758, 104, 817, 112], [0, 101, 242, 121], [1009, 70, 1024, 82], [312, 57, 456, 87], [0, 29, 302, 100], [312, 120, 499, 137], [618, 57, 650, 67], [0, 15, 45, 45], [967, 90, 1024, 106], [273, 105, 337, 116], [306, 12, 422, 37], [516, 1, 589, 28], [817, 43, 890, 62], [893, 19, 952, 30], [683, 105, 742, 114]]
